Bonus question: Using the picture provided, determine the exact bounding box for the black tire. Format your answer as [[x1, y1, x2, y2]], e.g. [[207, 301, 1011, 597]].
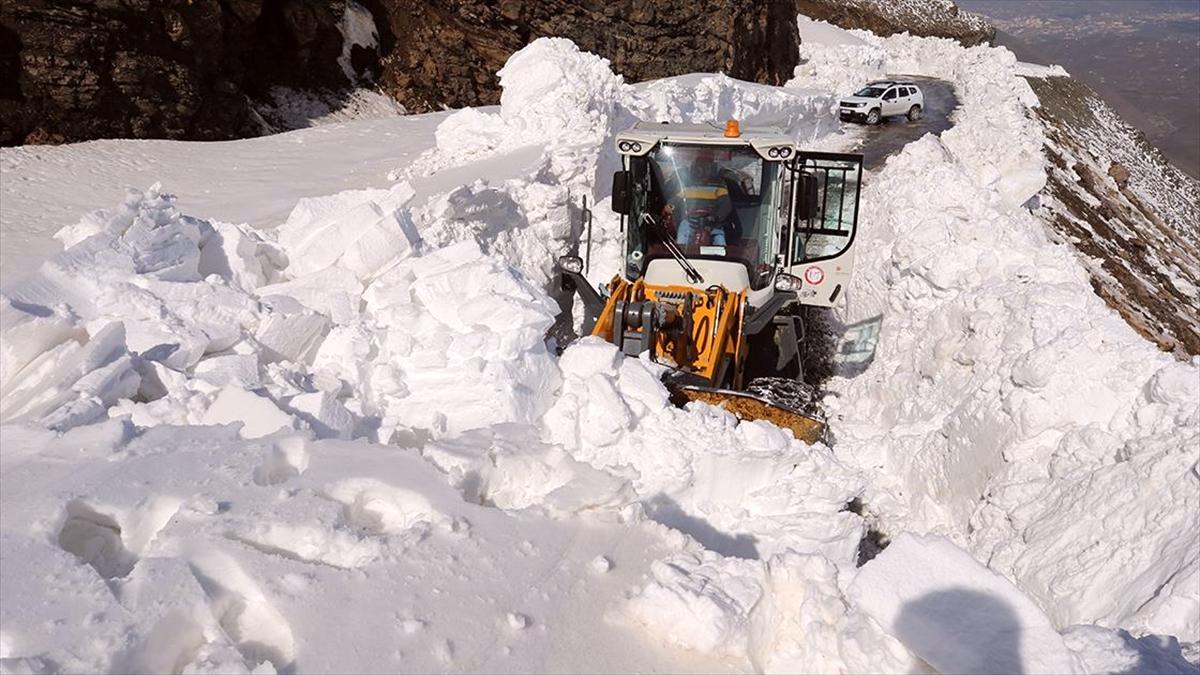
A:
[[866, 108, 881, 125], [907, 105, 922, 121]]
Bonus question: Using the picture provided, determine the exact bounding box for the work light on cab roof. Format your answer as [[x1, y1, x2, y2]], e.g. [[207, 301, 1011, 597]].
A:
[[558, 120, 865, 444]]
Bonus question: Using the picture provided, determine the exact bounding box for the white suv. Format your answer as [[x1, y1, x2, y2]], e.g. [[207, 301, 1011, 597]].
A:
[[840, 81, 924, 125]]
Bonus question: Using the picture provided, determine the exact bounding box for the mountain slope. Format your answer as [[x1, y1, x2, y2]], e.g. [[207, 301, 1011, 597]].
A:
[[1026, 73, 1200, 357]]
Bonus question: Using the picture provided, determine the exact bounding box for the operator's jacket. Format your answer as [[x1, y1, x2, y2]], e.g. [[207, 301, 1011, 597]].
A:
[[667, 183, 740, 246]]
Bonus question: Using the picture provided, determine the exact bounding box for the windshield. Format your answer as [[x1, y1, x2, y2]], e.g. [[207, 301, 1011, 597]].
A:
[[853, 86, 886, 98], [625, 143, 781, 288]]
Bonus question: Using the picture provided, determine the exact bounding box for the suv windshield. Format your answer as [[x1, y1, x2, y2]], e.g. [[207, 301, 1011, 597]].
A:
[[625, 142, 781, 288], [854, 86, 886, 98]]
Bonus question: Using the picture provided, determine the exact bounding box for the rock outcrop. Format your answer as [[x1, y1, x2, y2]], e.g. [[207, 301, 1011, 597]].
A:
[[0, 0, 799, 144], [372, 0, 800, 112], [795, 0, 994, 46]]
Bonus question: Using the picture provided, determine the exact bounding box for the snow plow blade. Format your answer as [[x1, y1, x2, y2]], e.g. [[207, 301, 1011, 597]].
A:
[[672, 385, 826, 445]]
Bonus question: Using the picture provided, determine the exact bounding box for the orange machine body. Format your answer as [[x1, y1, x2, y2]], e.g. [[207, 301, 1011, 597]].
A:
[[591, 276, 748, 387]]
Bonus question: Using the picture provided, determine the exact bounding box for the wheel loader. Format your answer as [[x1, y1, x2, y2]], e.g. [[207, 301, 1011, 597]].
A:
[[558, 120, 863, 444]]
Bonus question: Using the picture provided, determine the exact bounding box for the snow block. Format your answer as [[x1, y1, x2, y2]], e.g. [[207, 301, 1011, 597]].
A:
[[282, 200, 385, 277], [121, 212, 204, 282], [0, 322, 140, 431], [558, 336, 620, 379], [194, 354, 261, 389], [197, 221, 276, 293], [340, 209, 418, 282], [257, 266, 363, 320], [849, 533, 1081, 675], [625, 553, 763, 658], [286, 391, 355, 440], [255, 297, 331, 365], [132, 357, 188, 401], [0, 296, 82, 392], [277, 183, 417, 282], [201, 387, 295, 439]]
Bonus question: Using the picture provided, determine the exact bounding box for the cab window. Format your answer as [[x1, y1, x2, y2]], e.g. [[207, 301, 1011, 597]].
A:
[[883, 89, 897, 101]]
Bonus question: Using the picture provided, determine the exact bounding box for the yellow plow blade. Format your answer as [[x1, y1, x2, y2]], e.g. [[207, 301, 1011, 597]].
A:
[[673, 385, 826, 445]]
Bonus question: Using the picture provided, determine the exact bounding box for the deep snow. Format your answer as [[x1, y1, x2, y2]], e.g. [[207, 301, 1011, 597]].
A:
[[0, 23, 1197, 675]]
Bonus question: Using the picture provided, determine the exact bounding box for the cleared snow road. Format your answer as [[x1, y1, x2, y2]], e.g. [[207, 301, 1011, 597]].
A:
[[848, 76, 958, 170]]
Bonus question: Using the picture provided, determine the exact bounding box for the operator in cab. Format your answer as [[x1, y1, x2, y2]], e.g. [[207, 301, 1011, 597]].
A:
[[661, 151, 738, 248]]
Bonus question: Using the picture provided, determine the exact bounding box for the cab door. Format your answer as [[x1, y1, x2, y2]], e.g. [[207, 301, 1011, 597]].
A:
[[783, 152, 864, 308]]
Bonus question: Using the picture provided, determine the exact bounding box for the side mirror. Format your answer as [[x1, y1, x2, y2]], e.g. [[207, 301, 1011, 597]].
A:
[[798, 173, 819, 220], [611, 171, 629, 215], [557, 255, 584, 274]]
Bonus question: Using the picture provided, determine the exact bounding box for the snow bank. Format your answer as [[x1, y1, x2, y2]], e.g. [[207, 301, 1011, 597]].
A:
[[2, 186, 273, 429], [417, 36, 840, 192], [791, 16, 1200, 641]]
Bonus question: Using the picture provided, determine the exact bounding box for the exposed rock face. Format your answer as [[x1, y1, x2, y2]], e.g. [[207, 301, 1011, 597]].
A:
[[795, 0, 994, 46], [372, 0, 800, 112], [1, 0, 798, 144], [0, 0, 368, 145]]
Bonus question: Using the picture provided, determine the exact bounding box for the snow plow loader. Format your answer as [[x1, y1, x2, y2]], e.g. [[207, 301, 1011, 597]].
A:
[[558, 121, 864, 444]]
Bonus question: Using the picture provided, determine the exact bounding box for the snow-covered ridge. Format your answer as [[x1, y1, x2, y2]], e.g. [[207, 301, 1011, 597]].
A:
[[1, 30, 1197, 675]]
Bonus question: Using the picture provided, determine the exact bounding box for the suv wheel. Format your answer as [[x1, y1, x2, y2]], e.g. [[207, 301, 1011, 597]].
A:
[[907, 105, 922, 121], [866, 108, 881, 125]]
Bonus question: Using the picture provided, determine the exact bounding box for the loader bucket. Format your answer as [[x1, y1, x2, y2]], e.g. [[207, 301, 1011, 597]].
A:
[[671, 385, 827, 445]]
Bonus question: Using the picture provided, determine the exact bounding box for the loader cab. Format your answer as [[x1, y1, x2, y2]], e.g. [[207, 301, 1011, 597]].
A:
[[611, 121, 863, 309]]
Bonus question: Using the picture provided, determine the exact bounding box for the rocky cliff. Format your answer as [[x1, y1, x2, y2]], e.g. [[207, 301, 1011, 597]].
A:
[[372, 0, 800, 113], [0, 0, 364, 145], [0, 0, 799, 145]]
